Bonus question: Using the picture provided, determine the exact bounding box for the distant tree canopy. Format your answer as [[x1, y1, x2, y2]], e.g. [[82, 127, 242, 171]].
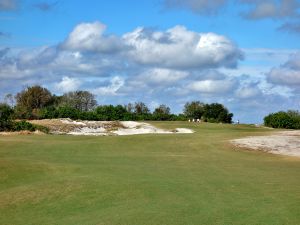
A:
[[0, 103, 14, 131], [184, 101, 233, 123], [134, 102, 150, 115], [183, 101, 205, 119], [264, 110, 300, 129], [153, 104, 171, 121], [203, 103, 233, 123], [15, 86, 53, 119], [61, 91, 97, 112], [2, 85, 234, 123]]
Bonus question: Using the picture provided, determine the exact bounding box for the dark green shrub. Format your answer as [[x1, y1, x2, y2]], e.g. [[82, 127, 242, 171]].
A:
[[12, 121, 36, 132], [56, 106, 80, 119], [264, 111, 300, 129], [34, 124, 50, 133], [0, 104, 14, 131], [202, 103, 233, 123]]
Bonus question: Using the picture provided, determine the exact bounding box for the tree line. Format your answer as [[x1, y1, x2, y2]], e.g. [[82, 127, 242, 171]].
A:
[[0, 85, 234, 131]]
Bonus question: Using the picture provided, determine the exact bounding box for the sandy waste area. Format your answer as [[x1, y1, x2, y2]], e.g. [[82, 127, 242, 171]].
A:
[[28, 119, 194, 136], [231, 130, 300, 157]]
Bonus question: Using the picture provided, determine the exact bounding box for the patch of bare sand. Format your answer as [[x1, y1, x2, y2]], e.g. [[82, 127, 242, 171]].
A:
[[30, 119, 123, 135], [29, 119, 194, 136], [231, 130, 300, 157]]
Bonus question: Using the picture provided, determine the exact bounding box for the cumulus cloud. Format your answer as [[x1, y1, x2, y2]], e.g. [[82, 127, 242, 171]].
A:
[[94, 76, 125, 96], [62, 22, 243, 70], [0, 47, 10, 58], [62, 21, 125, 53], [137, 68, 188, 84], [284, 52, 300, 70], [54, 76, 81, 93], [188, 78, 237, 94], [123, 25, 243, 69], [268, 68, 300, 86], [0, 21, 247, 111], [267, 52, 300, 87], [193, 69, 226, 80], [0, 0, 17, 11], [163, 0, 227, 15], [240, 0, 300, 20], [235, 83, 261, 99]]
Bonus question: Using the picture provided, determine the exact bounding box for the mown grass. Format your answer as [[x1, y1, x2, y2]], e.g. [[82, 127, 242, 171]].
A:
[[0, 122, 299, 225]]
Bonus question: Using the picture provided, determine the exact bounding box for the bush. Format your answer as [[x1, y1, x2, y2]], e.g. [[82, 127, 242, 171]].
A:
[[0, 104, 14, 131], [34, 124, 50, 134], [202, 103, 233, 123], [10, 121, 49, 133], [264, 111, 300, 129], [12, 121, 36, 132], [56, 106, 80, 119]]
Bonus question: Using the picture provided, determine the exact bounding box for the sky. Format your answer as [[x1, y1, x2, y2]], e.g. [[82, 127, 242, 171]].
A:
[[0, 0, 300, 123]]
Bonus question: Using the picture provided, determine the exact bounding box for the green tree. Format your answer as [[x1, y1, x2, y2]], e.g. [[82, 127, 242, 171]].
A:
[[125, 103, 134, 113], [134, 102, 150, 115], [264, 111, 300, 129], [203, 103, 233, 123], [153, 104, 171, 120], [0, 103, 14, 131], [15, 86, 53, 119], [61, 91, 97, 112], [95, 105, 127, 120], [183, 101, 205, 119]]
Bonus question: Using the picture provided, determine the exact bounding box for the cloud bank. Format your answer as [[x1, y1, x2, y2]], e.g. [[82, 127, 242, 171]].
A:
[[0, 21, 299, 123], [267, 52, 300, 88]]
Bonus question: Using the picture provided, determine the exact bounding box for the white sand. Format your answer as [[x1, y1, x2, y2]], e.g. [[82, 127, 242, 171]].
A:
[[175, 128, 194, 134], [113, 122, 172, 135], [68, 127, 108, 136], [231, 131, 300, 157], [60, 119, 86, 126], [30, 119, 194, 136]]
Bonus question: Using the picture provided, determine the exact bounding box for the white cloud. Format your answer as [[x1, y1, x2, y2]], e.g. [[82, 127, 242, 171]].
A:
[[188, 79, 237, 94], [284, 52, 300, 69], [267, 52, 300, 88], [138, 68, 188, 84], [55, 76, 81, 93], [62, 21, 124, 53], [94, 76, 124, 96], [268, 68, 300, 86], [236, 86, 261, 99], [123, 25, 243, 69]]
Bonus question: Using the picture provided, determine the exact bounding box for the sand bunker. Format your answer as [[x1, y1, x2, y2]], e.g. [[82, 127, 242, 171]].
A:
[[30, 119, 194, 136], [231, 131, 300, 157]]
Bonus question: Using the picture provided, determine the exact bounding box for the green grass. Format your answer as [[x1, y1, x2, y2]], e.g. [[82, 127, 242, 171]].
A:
[[0, 122, 299, 225]]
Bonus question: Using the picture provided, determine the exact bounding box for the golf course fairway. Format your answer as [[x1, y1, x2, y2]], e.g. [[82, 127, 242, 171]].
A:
[[1, 122, 299, 225]]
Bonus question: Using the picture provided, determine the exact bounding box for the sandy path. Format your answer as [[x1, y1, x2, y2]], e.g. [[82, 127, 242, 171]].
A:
[[231, 131, 300, 157]]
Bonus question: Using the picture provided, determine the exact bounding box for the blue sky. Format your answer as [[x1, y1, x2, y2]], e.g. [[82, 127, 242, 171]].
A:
[[1, 0, 300, 123]]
